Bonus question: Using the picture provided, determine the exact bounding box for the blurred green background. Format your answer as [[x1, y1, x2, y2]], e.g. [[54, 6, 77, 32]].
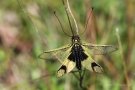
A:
[[0, 0, 134, 90]]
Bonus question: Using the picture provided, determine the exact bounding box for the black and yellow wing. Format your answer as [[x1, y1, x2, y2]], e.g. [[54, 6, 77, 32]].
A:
[[81, 43, 118, 72], [81, 46, 103, 73], [56, 46, 76, 77], [38, 45, 76, 77]]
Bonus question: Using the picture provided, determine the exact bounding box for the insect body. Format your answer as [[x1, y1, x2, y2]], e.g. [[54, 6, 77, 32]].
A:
[[16, 0, 118, 78], [38, 35, 118, 77], [38, 0, 118, 78]]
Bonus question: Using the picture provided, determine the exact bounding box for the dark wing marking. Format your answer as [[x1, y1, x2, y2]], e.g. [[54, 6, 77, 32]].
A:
[[82, 42, 118, 55], [56, 60, 76, 77], [81, 46, 103, 73], [38, 45, 71, 60], [56, 47, 76, 77]]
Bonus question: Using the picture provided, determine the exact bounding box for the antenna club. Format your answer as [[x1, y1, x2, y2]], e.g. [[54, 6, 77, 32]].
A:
[[92, 7, 94, 10], [54, 11, 56, 14]]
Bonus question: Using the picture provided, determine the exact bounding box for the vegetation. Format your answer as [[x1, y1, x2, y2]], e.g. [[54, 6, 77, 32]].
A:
[[0, 0, 134, 90]]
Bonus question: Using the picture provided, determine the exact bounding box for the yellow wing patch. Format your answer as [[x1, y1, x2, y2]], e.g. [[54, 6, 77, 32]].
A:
[[81, 46, 103, 73], [56, 59, 76, 77]]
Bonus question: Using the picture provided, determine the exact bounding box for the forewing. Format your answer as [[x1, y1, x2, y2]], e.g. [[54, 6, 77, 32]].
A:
[[82, 42, 118, 55], [56, 48, 76, 77], [38, 45, 71, 61], [81, 46, 103, 73]]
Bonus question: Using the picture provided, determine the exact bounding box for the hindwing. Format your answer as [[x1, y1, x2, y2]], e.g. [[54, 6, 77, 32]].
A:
[[56, 46, 76, 77], [81, 46, 103, 73]]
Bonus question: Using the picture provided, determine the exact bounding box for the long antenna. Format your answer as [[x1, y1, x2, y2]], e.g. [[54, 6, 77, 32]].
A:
[[54, 11, 71, 37], [80, 7, 94, 36], [62, 0, 74, 36], [67, 0, 79, 35]]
